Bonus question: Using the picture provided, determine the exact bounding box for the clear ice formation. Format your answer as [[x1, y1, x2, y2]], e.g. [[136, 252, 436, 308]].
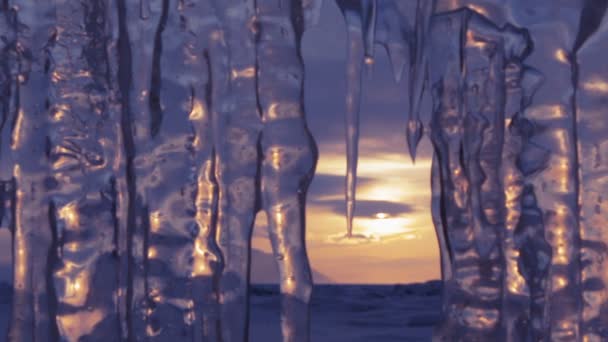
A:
[[0, 0, 320, 341], [3, 0, 608, 341], [335, 0, 374, 239], [427, 2, 608, 340], [339, 0, 608, 341]]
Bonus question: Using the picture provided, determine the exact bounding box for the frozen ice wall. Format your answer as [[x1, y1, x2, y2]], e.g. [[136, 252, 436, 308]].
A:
[[2, 0, 608, 341], [0, 0, 321, 341], [428, 2, 608, 340], [337, 0, 608, 341]]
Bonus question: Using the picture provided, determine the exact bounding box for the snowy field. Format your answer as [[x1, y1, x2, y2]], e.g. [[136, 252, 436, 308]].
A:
[[249, 282, 441, 342], [0, 281, 441, 341]]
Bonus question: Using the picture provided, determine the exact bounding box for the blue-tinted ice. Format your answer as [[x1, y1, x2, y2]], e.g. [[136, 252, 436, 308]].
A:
[[337, 0, 608, 341], [2, 0, 608, 341], [0, 0, 321, 341]]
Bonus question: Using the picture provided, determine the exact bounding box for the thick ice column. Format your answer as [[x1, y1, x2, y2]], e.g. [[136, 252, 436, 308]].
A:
[[574, 3, 608, 340], [120, 0, 166, 338], [429, 8, 533, 340], [0, 6, 17, 181], [509, 7, 584, 341], [501, 59, 549, 340], [7, 2, 57, 341], [185, 4, 226, 340], [118, 0, 224, 339], [128, 0, 222, 340], [43, 1, 123, 340], [256, 0, 317, 340], [429, 10, 481, 339], [209, 1, 261, 341]]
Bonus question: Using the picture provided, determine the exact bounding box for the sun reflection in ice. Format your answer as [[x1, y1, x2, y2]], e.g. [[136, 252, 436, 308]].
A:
[[58, 202, 79, 228], [61, 273, 89, 306], [231, 66, 255, 79], [466, 4, 489, 16], [583, 78, 608, 93], [11, 109, 24, 149], [150, 211, 162, 232], [554, 49, 569, 64], [188, 99, 207, 121], [57, 309, 105, 342]]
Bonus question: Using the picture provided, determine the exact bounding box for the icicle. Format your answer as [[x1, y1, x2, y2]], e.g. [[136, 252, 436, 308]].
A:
[[501, 39, 545, 339], [520, 68, 544, 108], [103, 0, 130, 338], [140, 0, 151, 20], [385, 45, 407, 83], [431, 154, 451, 315], [302, 0, 324, 30], [210, 1, 261, 341], [126, 0, 225, 339], [121, 0, 166, 338], [335, 1, 366, 239], [45, 1, 123, 340], [572, 3, 608, 340], [428, 10, 472, 339], [375, 2, 410, 84], [0, 5, 16, 181], [502, 64, 550, 341], [406, 0, 435, 163], [361, 0, 377, 78], [188, 4, 225, 341], [256, 0, 317, 340], [430, 8, 529, 340], [7, 1, 57, 340]]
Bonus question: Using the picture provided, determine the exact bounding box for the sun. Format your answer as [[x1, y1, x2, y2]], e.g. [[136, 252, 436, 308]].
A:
[[358, 215, 416, 239]]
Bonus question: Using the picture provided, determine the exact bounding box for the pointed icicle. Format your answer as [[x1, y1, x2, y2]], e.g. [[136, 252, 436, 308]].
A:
[[302, 0, 324, 30], [406, 0, 435, 163], [406, 118, 423, 163], [336, 1, 366, 238], [375, 2, 411, 84], [520, 66, 544, 108], [140, 0, 151, 20], [362, 0, 377, 78], [386, 43, 407, 83]]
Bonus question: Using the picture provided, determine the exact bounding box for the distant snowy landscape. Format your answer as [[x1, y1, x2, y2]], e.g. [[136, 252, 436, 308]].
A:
[[0, 249, 441, 341], [246, 248, 441, 341], [249, 282, 441, 342], [0, 280, 441, 341]]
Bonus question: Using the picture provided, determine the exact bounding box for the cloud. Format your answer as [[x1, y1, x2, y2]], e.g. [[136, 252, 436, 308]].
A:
[[311, 199, 416, 218], [324, 233, 380, 245], [250, 248, 333, 284], [308, 174, 375, 199]]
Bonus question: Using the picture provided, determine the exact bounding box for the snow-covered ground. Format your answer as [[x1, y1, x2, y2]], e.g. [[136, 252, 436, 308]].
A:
[[249, 281, 441, 342], [0, 281, 441, 341]]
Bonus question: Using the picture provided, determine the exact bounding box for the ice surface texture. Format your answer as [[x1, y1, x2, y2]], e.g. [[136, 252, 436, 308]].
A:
[[339, 0, 608, 341], [0, 0, 320, 341]]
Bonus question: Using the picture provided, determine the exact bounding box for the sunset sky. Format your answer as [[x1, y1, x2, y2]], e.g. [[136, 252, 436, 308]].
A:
[[251, 1, 440, 284]]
